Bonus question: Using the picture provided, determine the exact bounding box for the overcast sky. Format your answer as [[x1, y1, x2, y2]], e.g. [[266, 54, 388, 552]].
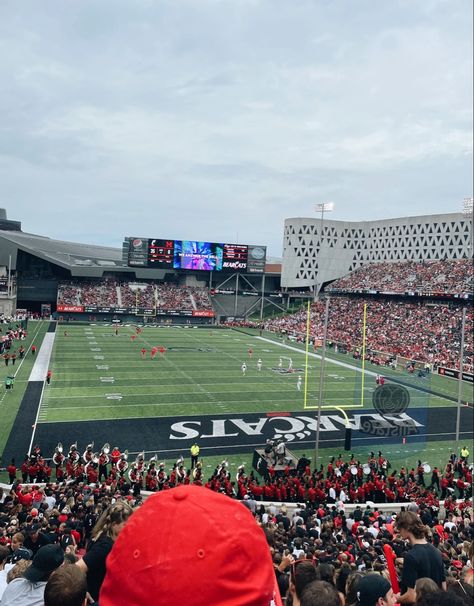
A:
[[1, 0, 472, 257]]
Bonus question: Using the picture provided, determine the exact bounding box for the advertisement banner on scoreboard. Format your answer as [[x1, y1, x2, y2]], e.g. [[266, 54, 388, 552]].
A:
[[126, 237, 266, 273]]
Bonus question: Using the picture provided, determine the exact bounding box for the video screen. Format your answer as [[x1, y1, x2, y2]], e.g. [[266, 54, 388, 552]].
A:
[[173, 241, 224, 271]]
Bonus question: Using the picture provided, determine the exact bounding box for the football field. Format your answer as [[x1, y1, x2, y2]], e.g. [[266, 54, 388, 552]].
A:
[[41, 323, 469, 422], [1, 322, 473, 478], [25, 323, 471, 461]]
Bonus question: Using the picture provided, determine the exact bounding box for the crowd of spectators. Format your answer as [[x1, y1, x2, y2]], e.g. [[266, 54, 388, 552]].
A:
[[264, 298, 474, 373], [119, 282, 155, 308], [57, 280, 213, 312], [57, 280, 118, 307], [328, 260, 473, 297], [0, 447, 472, 605]]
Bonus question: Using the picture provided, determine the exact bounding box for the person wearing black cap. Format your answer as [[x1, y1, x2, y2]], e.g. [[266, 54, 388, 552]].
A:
[[23, 523, 52, 555], [356, 574, 397, 606], [1, 543, 64, 606]]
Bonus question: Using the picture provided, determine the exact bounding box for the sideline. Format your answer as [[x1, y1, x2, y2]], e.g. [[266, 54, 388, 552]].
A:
[[0, 320, 45, 408], [28, 323, 57, 452], [1, 322, 57, 463]]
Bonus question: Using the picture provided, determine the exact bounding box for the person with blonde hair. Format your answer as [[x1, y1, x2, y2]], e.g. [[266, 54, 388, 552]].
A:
[[76, 500, 133, 602]]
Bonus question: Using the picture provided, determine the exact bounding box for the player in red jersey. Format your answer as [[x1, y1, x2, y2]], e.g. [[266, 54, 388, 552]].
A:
[[130, 334, 137, 342], [140, 347, 147, 359], [159, 346, 166, 357], [151, 346, 159, 360]]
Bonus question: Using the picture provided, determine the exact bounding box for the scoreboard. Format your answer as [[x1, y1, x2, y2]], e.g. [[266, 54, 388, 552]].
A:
[[126, 238, 266, 273]]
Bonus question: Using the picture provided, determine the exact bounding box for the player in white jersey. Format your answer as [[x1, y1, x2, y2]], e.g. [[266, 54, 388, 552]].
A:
[[288, 358, 293, 371], [297, 375, 302, 391], [241, 362, 247, 375], [278, 358, 283, 369], [257, 358, 262, 371]]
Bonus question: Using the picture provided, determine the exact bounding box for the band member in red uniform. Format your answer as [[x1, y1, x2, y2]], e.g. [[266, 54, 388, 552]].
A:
[[110, 446, 121, 465], [98, 448, 109, 482], [7, 459, 17, 483]]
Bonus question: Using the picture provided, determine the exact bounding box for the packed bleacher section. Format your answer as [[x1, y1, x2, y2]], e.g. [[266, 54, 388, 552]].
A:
[[328, 259, 473, 297], [120, 282, 155, 308], [264, 298, 474, 373], [57, 280, 213, 311], [0, 446, 472, 604], [57, 280, 118, 307]]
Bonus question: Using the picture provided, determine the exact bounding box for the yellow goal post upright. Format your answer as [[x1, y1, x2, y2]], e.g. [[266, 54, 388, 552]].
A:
[[302, 298, 368, 465]]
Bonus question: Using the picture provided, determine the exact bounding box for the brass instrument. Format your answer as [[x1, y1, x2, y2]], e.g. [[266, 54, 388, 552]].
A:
[[68, 442, 80, 463], [83, 442, 94, 461], [52, 443, 64, 466], [100, 443, 110, 465]]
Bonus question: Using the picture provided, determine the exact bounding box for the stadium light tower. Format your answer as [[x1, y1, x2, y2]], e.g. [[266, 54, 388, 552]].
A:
[[313, 202, 334, 300], [463, 197, 473, 259]]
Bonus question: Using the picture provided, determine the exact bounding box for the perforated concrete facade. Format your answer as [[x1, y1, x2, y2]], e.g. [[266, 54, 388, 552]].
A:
[[281, 212, 472, 289]]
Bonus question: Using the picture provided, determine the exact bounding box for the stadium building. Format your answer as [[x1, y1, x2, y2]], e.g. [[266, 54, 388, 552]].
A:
[[0, 209, 283, 321], [282, 212, 473, 291]]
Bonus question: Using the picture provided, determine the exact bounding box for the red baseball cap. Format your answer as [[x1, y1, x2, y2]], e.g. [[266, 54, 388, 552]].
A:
[[100, 485, 283, 606]]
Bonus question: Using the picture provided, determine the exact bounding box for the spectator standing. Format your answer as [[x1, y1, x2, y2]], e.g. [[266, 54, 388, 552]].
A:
[[395, 511, 446, 604], [76, 500, 133, 602], [44, 565, 87, 606], [354, 574, 397, 606], [1, 543, 64, 606], [300, 580, 341, 606], [99, 485, 283, 606], [0, 545, 12, 601]]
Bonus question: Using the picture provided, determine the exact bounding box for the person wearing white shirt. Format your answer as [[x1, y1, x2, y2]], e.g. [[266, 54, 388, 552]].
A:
[[0, 546, 14, 601]]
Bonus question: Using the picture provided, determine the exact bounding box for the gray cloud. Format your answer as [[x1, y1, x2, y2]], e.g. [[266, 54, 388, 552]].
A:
[[0, 0, 471, 256]]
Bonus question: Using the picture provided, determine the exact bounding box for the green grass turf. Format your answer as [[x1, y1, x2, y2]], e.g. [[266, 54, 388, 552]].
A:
[[0, 320, 49, 454], [39, 324, 471, 424], [1, 322, 471, 484]]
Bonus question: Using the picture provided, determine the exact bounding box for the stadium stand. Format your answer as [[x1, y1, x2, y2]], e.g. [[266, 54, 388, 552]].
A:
[[0, 451, 472, 604], [264, 298, 474, 373], [57, 280, 213, 312], [328, 260, 473, 297]]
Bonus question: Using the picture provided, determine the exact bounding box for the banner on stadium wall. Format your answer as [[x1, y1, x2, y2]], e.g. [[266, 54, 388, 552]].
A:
[[57, 305, 85, 313], [56, 304, 213, 317], [437, 367, 474, 383]]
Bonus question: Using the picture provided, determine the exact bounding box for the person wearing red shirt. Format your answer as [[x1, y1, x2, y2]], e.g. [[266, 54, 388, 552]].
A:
[[110, 447, 121, 464], [6, 459, 16, 483], [21, 457, 29, 482], [140, 347, 147, 359], [28, 462, 39, 482]]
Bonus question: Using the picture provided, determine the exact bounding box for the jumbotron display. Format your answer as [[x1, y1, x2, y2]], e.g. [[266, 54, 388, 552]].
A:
[[126, 238, 266, 273]]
